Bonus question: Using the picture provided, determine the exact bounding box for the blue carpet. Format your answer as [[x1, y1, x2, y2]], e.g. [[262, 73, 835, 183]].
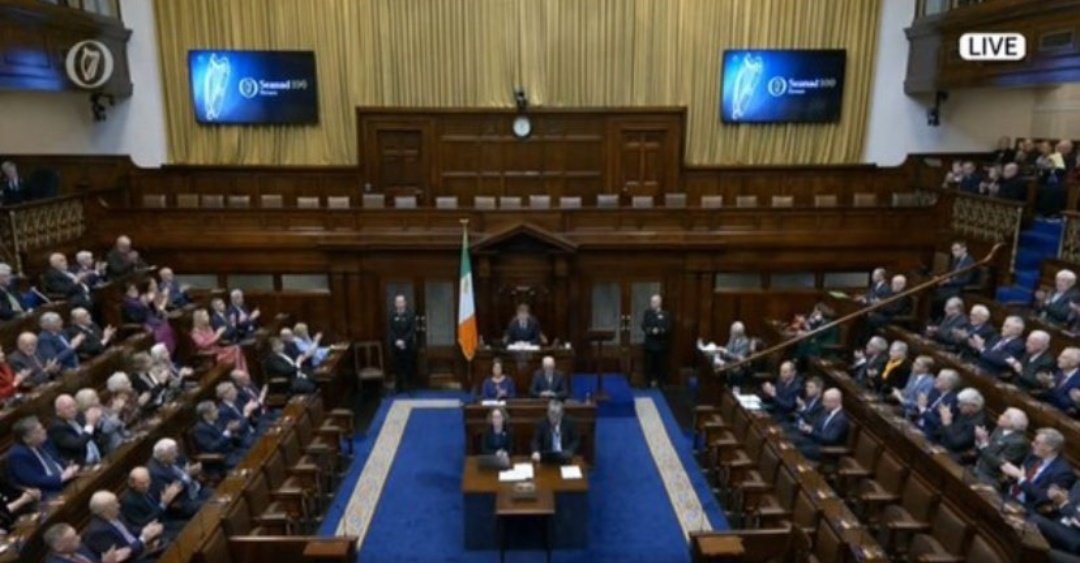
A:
[[321, 391, 726, 562], [569, 373, 635, 417], [995, 218, 1063, 304]]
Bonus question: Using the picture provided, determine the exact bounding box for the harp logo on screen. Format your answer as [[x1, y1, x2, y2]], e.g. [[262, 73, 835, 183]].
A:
[[65, 40, 115, 89]]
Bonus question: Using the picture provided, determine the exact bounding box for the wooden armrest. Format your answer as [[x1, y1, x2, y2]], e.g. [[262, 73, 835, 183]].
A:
[[818, 446, 851, 458], [837, 467, 872, 478], [737, 480, 773, 493], [859, 492, 900, 504], [886, 520, 930, 532], [913, 554, 965, 563], [195, 453, 226, 465]]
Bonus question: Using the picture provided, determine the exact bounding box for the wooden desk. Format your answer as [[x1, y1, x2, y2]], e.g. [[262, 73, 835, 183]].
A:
[[471, 347, 574, 397], [463, 402, 596, 464], [461, 455, 587, 550], [496, 489, 554, 563]]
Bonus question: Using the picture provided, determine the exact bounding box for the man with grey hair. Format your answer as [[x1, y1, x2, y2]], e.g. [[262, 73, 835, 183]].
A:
[[916, 369, 961, 437], [49, 393, 102, 465], [192, 400, 244, 470], [8, 415, 79, 492], [956, 304, 998, 359], [939, 388, 987, 455], [85, 489, 163, 558], [148, 438, 206, 518], [9, 331, 60, 386], [227, 288, 260, 340], [974, 407, 1030, 483], [529, 355, 568, 400], [73, 250, 105, 288], [43, 252, 94, 310], [44, 522, 130, 563], [926, 296, 967, 350], [1036, 347, 1080, 414], [37, 310, 85, 370], [1002, 428, 1075, 509], [157, 267, 190, 310], [865, 275, 913, 336], [68, 306, 116, 362], [852, 336, 888, 387], [216, 381, 258, 445], [974, 315, 1026, 376], [998, 162, 1027, 201], [122, 466, 184, 536], [1035, 269, 1079, 325], [641, 293, 673, 387], [1009, 330, 1055, 389], [106, 235, 144, 280], [0, 262, 25, 321], [857, 267, 889, 305], [530, 400, 579, 463]]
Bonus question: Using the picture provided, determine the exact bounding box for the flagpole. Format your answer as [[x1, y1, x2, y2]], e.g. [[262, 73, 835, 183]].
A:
[[460, 218, 472, 392]]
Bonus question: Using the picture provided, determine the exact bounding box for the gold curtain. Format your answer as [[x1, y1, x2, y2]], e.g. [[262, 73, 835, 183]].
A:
[[155, 0, 881, 165]]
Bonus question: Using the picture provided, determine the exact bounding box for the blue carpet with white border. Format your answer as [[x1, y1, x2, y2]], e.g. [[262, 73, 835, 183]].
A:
[[319, 380, 727, 562]]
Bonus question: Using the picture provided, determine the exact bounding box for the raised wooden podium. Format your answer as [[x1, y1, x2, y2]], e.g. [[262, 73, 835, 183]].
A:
[[470, 347, 574, 395]]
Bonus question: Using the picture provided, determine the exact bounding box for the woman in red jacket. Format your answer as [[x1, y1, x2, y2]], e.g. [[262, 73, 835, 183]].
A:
[[0, 345, 29, 399]]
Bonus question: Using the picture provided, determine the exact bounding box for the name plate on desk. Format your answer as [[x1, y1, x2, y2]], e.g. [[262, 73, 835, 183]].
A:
[[511, 481, 537, 500]]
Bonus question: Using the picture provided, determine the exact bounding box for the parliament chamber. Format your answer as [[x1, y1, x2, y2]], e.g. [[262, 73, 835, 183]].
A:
[[4, 0, 1080, 561]]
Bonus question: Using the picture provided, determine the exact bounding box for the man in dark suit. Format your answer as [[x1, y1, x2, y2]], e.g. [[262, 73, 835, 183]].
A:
[[852, 337, 888, 388], [530, 401, 580, 462], [192, 401, 244, 470], [147, 438, 209, 519], [7, 416, 80, 493], [865, 275, 912, 337], [1, 161, 27, 206], [1032, 347, 1080, 415], [926, 296, 969, 351], [856, 268, 890, 305], [529, 355, 568, 400], [0, 263, 26, 321], [1010, 330, 1056, 388], [67, 307, 116, 362], [761, 360, 802, 420], [998, 163, 1028, 202], [48, 394, 103, 466], [38, 311, 85, 371], [938, 388, 987, 456], [9, 331, 61, 387], [933, 241, 977, 317], [230, 369, 273, 429], [122, 466, 184, 538], [796, 388, 849, 461], [157, 267, 190, 310], [892, 355, 936, 417], [227, 289, 260, 340], [388, 294, 417, 394], [215, 381, 258, 443], [209, 298, 237, 344], [1029, 480, 1080, 556], [105, 235, 144, 280], [958, 161, 982, 193], [916, 369, 961, 438], [792, 376, 825, 430], [43, 253, 93, 310], [1036, 269, 1080, 326], [974, 408, 1031, 485], [72, 251, 105, 289], [504, 302, 544, 345], [263, 337, 317, 395], [85, 489, 164, 560], [957, 305, 998, 360], [974, 316, 1027, 376], [44, 522, 130, 563], [641, 294, 673, 387], [1002, 428, 1076, 510]]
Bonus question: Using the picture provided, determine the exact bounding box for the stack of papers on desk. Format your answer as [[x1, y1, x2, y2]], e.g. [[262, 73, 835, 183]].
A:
[[507, 342, 541, 351], [735, 393, 763, 410], [560, 465, 583, 480], [498, 462, 535, 482], [480, 400, 505, 407]]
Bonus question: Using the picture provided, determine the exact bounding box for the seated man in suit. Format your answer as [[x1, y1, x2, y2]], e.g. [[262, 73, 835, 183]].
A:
[[795, 388, 849, 462], [788, 376, 825, 435], [230, 369, 275, 429], [105, 235, 145, 280], [760, 360, 802, 421], [9, 331, 61, 387], [72, 250, 105, 289], [0, 263, 26, 321], [215, 381, 258, 443], [998, 162, 1028, 201], [263, 337, 318, 395], [227, 289, 260, 341], [973, 315, 1027, 376], [279, 327, 320, 369], [938, 388, 987, 456], [891, 355, 936, 417], [1029, 481, 1080, 557], [48, 394, 103, 466], [855, 268, 890, 305], [932, 240, 976, 317], [956, 305, 999, 360], [504, 303, 545, 345], [37, 312, 85, 371], [529, 355, 567, 400], [865, 275, 912, 336], [925, 296, 969, 351], [8, 416, 80, 493], [67, 307, 116, 362], [530, 400, 580, 462], [209, 298, 238, 344], [157, 267, 190, 310], [122, 467, 185, 539], [192, 401, 245, 470], [1002, 428, 1076, 510], [1008, 330, 1055, 388], [1034, 269, 1080, 326], [851, 337, 888, 388], [974, 407, 1031, 485], [85, 489, 164, 561], [876, 340, 912, 394], [915, 369, 961, 438], [1032, 347, 1080, 415], [147, 438, 210, 519], [43, 253, 93, 310], [44, 522, 130, 563]]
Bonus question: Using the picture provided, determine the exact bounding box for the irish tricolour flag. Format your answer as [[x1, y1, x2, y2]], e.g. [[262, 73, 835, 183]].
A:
[[457, 226, 477, 361]]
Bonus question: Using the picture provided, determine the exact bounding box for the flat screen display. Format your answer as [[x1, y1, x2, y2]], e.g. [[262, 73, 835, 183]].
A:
[[188, 50, 319, 125], [720, 49, 846, 123]]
